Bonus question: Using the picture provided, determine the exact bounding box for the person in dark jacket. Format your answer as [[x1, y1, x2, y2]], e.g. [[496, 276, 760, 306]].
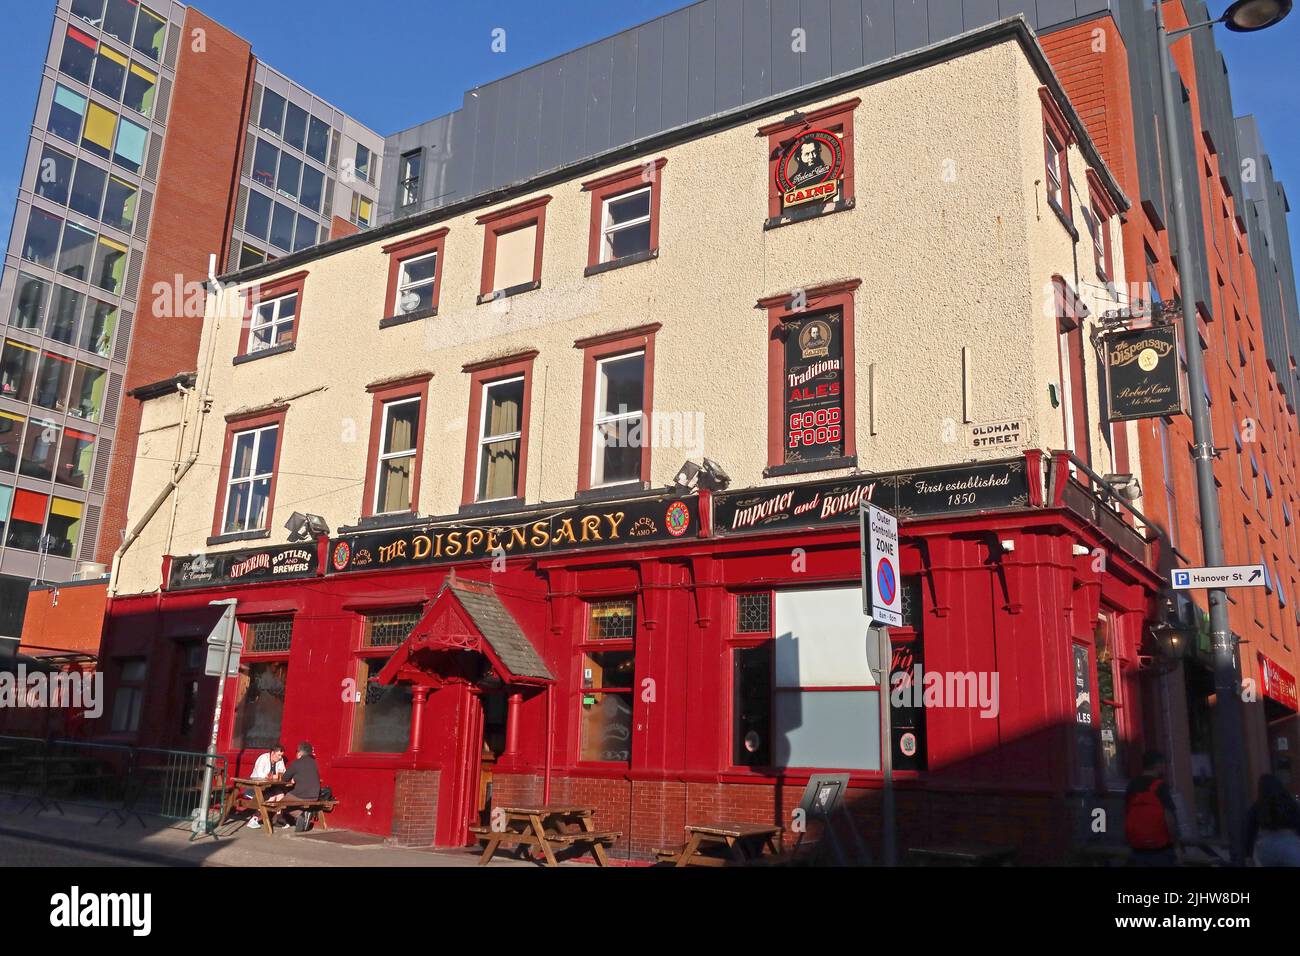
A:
[[1246, 773, 1300, 866], [272, 741, 321, 830]]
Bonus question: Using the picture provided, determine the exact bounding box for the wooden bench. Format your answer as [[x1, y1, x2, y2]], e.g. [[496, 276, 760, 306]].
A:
[[656, 822, 784, 866], [470, 805, 621, 866], [264, 795, 338, 831]]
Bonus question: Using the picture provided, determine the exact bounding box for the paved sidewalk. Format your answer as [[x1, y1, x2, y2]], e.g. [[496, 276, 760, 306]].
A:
[[0, 798, 531, 868]]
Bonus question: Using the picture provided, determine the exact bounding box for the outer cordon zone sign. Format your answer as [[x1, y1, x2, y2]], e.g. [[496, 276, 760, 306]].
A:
[[861, 502, 903, 627], [1170, 564, 1267, 590]]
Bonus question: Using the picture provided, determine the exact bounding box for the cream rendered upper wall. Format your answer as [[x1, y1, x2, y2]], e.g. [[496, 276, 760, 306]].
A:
[[115, 37, 1129, 595]]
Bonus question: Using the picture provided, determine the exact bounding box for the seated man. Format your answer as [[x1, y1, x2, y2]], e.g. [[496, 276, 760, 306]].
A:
[[270, 741, 321, 831], [245, 743, 285, 829]]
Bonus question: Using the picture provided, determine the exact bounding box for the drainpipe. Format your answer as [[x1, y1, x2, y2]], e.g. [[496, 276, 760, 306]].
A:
[[108, 254, 227, 597], [543, 683, 554, 804]]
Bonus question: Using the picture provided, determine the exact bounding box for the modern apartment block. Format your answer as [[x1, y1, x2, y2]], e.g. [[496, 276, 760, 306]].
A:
[[0, 0, 382, 637]]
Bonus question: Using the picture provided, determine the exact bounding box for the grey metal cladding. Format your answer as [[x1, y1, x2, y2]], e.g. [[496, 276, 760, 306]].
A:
[[715, 0, 746, 113], [586, 37, 616, 158], [1116, 0, 1167, 225], [1169, 67, 1212, 318], [829, 0, 865, 76]]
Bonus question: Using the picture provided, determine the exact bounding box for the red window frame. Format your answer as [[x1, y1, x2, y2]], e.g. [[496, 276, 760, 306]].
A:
[[361, 373, 432, 518], [1040, 88, 1074, 225], [1053, 276, 1091, 471], [758, 98, 859, 222], [460, 350, 537, 506], [380, 228, 449, 325], [237, 271, 308, 356], [211, 405, 287, 539], [758, 279, 860, 474], [227, 615, 294, 751], [1086, 169, 1118, 283], [581, 158, 667, 273], [575, 597, 638, 767], [574, 323, 660, 493], [475, 195, 551, 303]]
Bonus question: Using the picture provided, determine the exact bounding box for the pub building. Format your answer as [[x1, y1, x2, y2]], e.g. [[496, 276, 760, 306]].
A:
[[96, 21, 1177, 860]]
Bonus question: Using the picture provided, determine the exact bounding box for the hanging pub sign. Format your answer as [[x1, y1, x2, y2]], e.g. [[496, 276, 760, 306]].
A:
[[167, 543, 318, 591], [1104, 324, 1184, 421], [715, 458, 1030, 535], [327, 494, 697, 574], [783, 309, 845, 464], [776, 128, 844, 210]]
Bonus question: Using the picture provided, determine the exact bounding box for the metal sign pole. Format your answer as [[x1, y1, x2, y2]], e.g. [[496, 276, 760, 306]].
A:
[[877, 624, 896, 867], [862, 502, 898, 866], [196, 599, 238, 836]]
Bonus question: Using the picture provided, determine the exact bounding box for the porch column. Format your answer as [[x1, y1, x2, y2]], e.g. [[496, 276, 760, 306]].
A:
[[410, 686, 428, 758], [505, 692, 522, 756]]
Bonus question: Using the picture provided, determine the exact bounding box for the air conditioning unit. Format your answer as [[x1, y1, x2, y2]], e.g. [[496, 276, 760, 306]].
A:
[[73, 562, 109, 581]]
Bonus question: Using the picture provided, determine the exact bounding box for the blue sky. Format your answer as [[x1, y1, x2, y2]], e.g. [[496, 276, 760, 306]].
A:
[[0, 0, 1295, 242]]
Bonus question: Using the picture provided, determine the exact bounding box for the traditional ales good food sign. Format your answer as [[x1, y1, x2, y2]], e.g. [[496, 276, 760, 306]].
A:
[[776, 128, 844, 210], [1104, 324, 1183, 421], [784, 309, 845, 464]]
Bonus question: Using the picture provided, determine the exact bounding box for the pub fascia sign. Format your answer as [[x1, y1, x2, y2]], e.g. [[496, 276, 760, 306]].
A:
[[1104, 323, 1184, 422], [168, 543, 318, 590], [776, 128, 844, 208]]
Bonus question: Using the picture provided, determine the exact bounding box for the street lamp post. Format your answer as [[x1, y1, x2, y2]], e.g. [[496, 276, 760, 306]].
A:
[[1152, 0, 1291, 864]]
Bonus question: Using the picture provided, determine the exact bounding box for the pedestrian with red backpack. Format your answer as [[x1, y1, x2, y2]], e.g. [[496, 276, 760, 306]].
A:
[[1125, 750, 1181, 866]]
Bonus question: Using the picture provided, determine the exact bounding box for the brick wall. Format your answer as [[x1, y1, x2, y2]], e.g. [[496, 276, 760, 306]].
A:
[[391, 769, 440, 846]]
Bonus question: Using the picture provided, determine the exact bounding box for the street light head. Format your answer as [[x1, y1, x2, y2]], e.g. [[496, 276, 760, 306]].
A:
[[1221, 0, 1292, 32]]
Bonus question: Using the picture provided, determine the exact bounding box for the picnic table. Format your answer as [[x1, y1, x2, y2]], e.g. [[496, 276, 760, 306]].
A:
[[656, 822, 785, 866], [218, 777, 337, 835], [470, 804, 621, 867]]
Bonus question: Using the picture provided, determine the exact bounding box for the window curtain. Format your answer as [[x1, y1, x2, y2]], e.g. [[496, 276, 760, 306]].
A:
[[380, 411, 414, 512], [483, 389, 520, 499]]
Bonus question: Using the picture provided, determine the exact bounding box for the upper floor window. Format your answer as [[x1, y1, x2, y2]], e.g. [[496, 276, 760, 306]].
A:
[[353, 144, 372, 184], [237, 272, 308, 358], [575, 324, 659, 493], [220, 423, 279, 535], [351, 193, 373, 227], [398, 150, 422, 209], [249, 292, 297, 353], [461, 352, 536, 507], [1040, 88, 1074, 225], [476, 196, 551, 302], [581, 159, 666, 274], [758, 99, 858, 227], [363, 376, 431, 518], [1087, 170, 1118, 283], [380, 228, 448, 325]]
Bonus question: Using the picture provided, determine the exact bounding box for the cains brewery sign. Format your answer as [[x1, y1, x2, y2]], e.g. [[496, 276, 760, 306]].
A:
[[168, 544, 317, 590], [328, 495, 697, 574], [715, 459, 1030, 534], [1104, 324, 1183, 422], [776, 128, 844, 209], [783, 310, 845, 463]]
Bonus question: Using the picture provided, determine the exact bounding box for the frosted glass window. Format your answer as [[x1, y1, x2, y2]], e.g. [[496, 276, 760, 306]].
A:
[[773, 587, 874, 688], [492, 223, 536, 292], [773, 691, 880, 770]]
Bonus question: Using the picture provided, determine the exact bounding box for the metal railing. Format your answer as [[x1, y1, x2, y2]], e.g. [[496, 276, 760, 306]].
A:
[[0, 735, 226, 833]]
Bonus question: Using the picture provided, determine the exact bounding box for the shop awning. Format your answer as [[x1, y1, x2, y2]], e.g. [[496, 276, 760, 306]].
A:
[[377, 577, 553, 687]]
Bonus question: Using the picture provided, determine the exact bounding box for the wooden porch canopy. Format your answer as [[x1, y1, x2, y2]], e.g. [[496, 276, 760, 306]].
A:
[[376, 578, 553, 687]]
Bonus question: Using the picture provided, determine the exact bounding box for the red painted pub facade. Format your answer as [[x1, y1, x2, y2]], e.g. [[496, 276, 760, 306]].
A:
[[96, 449, 1164, 861]]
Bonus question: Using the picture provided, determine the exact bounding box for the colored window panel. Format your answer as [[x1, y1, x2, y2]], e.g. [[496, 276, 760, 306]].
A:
[[68, 363, 106, 422], [23, 209, 63, 268], [19, 421, 59, 482], [0, 413, 23, 472], [47, 286, 84, 346], [92, 237, 128, 293], [34, 353, 74, 413], [49, 85, 87, 143], [46, 497, 84, 558], [102, 0, 136, 43], [56, 429, 96, 489], [59, 27, 97, 84], [6, 489, 48, 551], [133, 7, 166, 61], [82, 101, 116, 159], [81, 300, 117, 357], [0, 485, 10, 542], [102, 176, 138, 230], [0, 341, 38, 402], [124, 64, 157, 117], [69, 160, 108, 218], [239, 244, 266, 269], [114, 117, 147, 173], [11, 275, 50, 331], [91, 44, 128, 101], [58, 222, 97, 281], [35, 146, 75, 206]]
